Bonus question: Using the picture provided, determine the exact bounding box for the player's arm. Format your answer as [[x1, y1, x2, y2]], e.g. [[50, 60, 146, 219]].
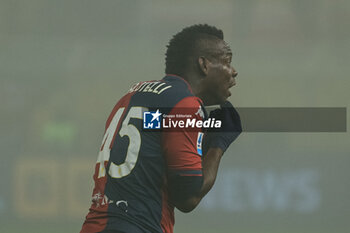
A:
[[163, 100, 241, 212], [169, 147, 223, 213], [186, 101, 242, 211]]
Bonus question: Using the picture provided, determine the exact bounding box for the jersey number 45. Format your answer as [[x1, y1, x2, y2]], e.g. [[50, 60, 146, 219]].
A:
[[96, 107, 144, 179]]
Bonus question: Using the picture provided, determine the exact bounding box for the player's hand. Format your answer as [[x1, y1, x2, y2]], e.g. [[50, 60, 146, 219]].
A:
[[203, 101, 242, 154]]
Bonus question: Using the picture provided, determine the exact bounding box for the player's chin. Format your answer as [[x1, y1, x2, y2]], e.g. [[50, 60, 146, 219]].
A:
[[227, 89, 232, 97], [217, 95, 229, 105], [210, 92, 230, 105], [223, 90, 231, 100]]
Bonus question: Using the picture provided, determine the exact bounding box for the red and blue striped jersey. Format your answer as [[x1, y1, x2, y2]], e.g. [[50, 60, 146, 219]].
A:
[[80, 75, 205, 233]]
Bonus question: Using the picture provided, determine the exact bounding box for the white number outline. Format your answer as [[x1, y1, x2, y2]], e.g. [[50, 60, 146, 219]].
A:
[[96, 106, 143, 178]]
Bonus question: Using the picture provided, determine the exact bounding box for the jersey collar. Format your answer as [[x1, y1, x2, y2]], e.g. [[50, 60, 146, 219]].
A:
[[164, 74, 194, 95]]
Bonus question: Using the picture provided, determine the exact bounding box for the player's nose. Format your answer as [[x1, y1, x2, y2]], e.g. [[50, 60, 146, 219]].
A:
[[231, 67, 238, 78]]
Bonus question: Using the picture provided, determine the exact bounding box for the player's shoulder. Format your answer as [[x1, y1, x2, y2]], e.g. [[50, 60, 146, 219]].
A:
[[157, 74, 199, 108], [127, 75, 202, 110]]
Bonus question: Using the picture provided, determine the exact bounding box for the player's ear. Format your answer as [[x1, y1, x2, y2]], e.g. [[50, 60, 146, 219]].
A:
[[198, 56, 209, 76]]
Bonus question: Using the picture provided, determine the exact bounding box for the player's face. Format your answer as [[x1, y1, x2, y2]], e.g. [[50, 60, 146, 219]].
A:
[[202, 41, 237, 105]]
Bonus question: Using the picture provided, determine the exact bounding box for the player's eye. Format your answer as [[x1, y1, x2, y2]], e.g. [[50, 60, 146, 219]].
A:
[[224, 57, 231, 65]]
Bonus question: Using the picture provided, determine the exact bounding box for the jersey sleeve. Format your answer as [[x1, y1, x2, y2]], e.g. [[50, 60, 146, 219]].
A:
[[162, 96, 204, 175], [162, 96, 205, 203]]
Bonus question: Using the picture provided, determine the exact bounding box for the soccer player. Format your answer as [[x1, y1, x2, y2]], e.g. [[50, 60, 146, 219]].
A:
[[80, 24, 242, 233]]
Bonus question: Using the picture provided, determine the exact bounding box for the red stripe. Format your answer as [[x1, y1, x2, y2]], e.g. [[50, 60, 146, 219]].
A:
[[81, 91, 136, 233], [162, 96, 204, 171], [80, 163, 109, 233]]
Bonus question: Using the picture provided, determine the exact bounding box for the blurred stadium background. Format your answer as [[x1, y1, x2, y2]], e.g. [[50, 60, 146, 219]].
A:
[[1, 0, 349, 232]]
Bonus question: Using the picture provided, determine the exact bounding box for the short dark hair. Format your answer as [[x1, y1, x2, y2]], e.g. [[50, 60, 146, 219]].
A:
[[165, 24, 224, 77]]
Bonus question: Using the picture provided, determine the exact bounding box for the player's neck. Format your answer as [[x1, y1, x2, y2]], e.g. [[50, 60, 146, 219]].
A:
[[183, 72, 205, 102]]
